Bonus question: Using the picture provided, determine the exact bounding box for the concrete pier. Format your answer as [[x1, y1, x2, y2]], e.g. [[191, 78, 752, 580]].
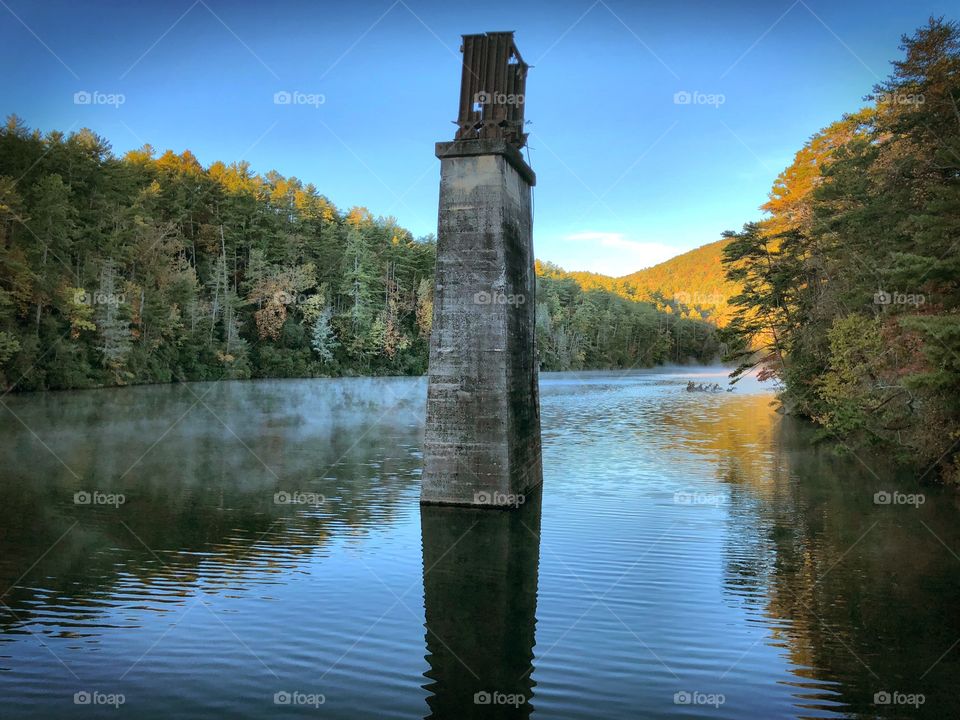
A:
[[421, 136, 542, 506]]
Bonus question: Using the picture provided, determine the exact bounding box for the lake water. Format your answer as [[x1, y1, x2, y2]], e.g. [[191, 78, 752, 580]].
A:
[[1, 369, 958, 718]]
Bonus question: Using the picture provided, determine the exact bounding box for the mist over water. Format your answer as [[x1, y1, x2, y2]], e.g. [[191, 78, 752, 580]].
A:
[[1, 369, 957, 718]]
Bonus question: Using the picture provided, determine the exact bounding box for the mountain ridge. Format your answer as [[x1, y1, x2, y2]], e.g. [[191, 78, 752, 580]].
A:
[[539, 238, 738, 326]]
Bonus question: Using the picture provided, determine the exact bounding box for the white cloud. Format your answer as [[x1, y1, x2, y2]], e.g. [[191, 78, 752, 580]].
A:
[[563, 231, 686, 277]]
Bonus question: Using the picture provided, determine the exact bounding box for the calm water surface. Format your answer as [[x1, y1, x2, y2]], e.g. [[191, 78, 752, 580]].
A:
[[1, 369, 958, 718]]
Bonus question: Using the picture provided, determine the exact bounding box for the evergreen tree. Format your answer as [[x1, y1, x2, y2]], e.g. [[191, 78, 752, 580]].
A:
[[310, 306, 338, 364], [96, 260, 131, 376], [721, 17, 960, 481]]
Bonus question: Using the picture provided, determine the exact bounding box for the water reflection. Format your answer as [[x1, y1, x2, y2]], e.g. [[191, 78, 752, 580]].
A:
[[2, 372, 960, 718], [420, 487, 541, 719], [719, 405, 960, 719], [0, 378, 425, 644]]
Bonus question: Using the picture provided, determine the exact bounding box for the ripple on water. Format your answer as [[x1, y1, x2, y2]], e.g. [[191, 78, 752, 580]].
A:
[[0, 372, 958, 718]]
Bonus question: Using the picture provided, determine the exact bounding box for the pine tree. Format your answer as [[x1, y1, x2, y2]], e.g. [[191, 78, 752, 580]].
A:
[[96, 260, 131, 374], [310, 307, 338, 363]]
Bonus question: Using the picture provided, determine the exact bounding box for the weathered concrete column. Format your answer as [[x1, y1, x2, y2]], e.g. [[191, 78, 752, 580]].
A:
[[421, 137, 542, 506]]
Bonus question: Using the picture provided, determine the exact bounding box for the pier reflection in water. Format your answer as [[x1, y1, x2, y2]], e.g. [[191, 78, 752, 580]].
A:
[[2, 371, 960, 718], [421, 488, 541, 719]]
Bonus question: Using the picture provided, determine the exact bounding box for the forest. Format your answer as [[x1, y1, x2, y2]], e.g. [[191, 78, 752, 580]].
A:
[[0, 120, 719, 392], [721, 17, 960, 482], [562, 239, 740, 326], [535, 260, 720, 369]]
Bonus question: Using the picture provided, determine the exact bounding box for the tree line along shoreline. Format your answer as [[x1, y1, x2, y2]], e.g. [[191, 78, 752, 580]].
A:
[[719, 17, 960, 484], [0, 118, 721, 396]]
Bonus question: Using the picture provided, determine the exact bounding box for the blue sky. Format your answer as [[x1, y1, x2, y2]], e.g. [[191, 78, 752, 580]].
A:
[[1, 0, 954, 276]]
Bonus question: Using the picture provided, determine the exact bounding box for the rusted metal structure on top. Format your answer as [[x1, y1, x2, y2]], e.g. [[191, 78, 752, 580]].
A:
[[454, 31, 529, 150]]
